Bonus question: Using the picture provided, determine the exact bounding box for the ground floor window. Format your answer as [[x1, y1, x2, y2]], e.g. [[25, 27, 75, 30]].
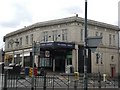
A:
[[39, 58, 52, 67]]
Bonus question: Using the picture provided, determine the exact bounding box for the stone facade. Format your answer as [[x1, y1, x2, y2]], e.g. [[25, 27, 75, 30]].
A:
[[3, 16, 119, 76]]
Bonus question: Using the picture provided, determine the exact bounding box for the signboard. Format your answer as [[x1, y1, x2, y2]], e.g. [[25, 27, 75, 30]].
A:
[[40, 41, 75, 49], [4, 66, 13, 69], [45, 51, 50, 57]]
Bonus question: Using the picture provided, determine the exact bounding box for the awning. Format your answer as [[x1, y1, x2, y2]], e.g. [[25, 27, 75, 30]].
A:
[[40, 41, 75, 50]]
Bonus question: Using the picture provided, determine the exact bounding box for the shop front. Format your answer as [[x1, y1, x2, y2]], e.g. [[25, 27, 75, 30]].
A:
[[38, 41, 75, 73]]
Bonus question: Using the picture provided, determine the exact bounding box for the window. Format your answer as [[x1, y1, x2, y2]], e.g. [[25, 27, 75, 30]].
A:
[[39, 58, 52, 67], [111, 55, 114, 61], [20, 37, 22, 46], [100, 32, 103, 44], [113, 35, 115, 46], [30, 34, 33, 44], [62, 29, 67, 41], [52, 30, 57, 41], [43, 31, 48, 42], [81, 29, 83, 41], [7, 43, 9, 49], [100, 53, 103, 64], [95, 32, 98, 36], [109, 34, 112, 45], [26, 35, 29, 44], [16, 39, 19, 47]]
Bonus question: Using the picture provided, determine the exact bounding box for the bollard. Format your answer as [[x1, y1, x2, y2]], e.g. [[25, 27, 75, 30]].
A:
[[103, 74, 106, 81], [118, 74, 120, 88], [4, 70, 7, 90], [74, 72, 79, 80], [74, 72, 79, 90], [43, 71, 46, 90], [52, 74, 55, 90], [74, 80, 77, 90], [98, 72, 101, 88]]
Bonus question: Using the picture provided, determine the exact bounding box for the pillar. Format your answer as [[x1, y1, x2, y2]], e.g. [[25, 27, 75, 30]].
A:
[[21, 50, 24, 67], [72, 44, 78, 72]]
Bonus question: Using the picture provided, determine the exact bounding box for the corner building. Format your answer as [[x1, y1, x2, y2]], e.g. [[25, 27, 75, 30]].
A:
[[3, 16, 119, 76]]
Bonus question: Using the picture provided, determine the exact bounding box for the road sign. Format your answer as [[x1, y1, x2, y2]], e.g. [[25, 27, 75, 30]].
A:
[[87, 36, 102, 52]]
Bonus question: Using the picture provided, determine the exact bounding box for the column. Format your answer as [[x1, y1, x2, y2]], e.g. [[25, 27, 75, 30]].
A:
[[72, 44, 78, 72], [21, 50, 24, 67], [76, 45, 78, 72], [12, 51, 15, 64], [35, 55, 38, 67], [53, 59, 55, 72]]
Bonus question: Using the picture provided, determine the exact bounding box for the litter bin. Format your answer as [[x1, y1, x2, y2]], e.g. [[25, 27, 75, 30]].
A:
[[25, 67, 29, 76], [29, 67, 38, 76], [40, 68, 45, 76], [34, 67, 38, 76]]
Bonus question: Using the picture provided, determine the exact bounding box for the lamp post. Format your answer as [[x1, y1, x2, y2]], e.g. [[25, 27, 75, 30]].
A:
[[84, 0, 88, 90], [31, 41, 36, 90]]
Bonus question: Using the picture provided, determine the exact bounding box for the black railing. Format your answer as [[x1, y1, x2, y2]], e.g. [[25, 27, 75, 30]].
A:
[[1, 72, 119, 90]]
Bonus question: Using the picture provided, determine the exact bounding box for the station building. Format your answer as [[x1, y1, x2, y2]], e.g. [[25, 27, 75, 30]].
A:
[[3, 15, 119, 76]]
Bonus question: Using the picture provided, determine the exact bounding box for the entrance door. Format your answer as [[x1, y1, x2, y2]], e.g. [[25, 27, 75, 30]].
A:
[[111, 67, 115, 78], [55, 56, 65, 72], [53, 50, 66, 72]]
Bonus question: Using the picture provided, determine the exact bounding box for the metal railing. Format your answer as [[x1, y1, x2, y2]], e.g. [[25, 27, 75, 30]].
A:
[[1, 72, 120, 90]]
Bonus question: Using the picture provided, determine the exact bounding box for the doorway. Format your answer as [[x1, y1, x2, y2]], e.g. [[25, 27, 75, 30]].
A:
[[111, 67, 115, 78]]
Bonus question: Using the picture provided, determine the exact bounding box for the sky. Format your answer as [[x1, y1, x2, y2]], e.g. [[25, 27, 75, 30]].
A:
[[0, 0, 119, 48]]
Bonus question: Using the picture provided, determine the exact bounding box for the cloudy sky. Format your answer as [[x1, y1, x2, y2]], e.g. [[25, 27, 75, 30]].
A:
[[0, 0, 119, 48]]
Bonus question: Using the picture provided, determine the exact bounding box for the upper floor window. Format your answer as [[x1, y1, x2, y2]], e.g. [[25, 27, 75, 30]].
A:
[[7, 43, 9, 49], [100, 53, 103, 64], [16, 38, 19, 47], [43, 31, 48, 42], [20, 37, 22, 46], [109, 34, 112, 45], [30, 34, 33, 44], [62, 29, 67, 41], [26, 35, 29, 44], [81, 29, 83, 41], [52, 30, 57, 41], [113, 35, 115, 46], [100, 32, 103, 44]]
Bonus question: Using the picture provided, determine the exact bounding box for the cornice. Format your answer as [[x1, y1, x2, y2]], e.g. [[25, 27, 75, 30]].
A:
[[4, 16, 119, 39]]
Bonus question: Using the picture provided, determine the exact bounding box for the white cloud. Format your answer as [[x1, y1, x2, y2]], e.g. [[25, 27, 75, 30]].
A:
[[87, 0, 118, 25]]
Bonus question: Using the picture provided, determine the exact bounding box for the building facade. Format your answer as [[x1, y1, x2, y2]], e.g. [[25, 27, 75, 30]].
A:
[[3, 16, 119, 76]]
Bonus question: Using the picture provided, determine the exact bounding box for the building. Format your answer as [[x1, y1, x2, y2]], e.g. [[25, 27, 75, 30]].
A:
[[0, 48, 4, 62], [3, 16, 119, 76]]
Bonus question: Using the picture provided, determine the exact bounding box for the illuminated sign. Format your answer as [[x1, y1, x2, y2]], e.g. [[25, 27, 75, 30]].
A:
[[40, 41, 75, 49]]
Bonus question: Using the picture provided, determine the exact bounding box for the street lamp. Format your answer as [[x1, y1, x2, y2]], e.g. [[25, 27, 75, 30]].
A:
[[84, 0, 88, 90], [31, 41, 36, 90], [83, 1, 102, 89]]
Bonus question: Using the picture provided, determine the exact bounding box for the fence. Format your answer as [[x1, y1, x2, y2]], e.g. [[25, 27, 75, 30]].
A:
[[1, 71, 120, 90]]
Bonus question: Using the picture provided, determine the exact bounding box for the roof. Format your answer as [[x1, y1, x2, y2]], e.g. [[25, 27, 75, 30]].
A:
[[4, 16, 119, 38]]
